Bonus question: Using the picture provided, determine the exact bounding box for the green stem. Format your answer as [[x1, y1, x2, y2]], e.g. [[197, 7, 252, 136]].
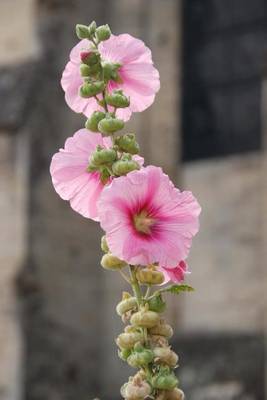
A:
[[129, 265, 143, 308]]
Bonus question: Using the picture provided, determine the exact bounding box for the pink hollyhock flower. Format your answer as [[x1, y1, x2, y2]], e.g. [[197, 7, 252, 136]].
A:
[[159, 261, 189, 284], [61, 34, 160, 120], [50, 129, 111, 220], [98, 166, 201, 267], [50, 129, 143, 220]]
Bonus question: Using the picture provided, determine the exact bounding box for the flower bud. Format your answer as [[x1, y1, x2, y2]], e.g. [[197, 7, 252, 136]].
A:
[[152, 370, 178, 391], [116, 331, 143, 350], [79, 81, 105, 98], [76, 24, 91, 39], [102, 61, 122, 82], [105, 90, 130, 108], [89, 146, 117, 167], [148, 295, 166, 313], [115, 133, 140, 155], [130, 309, 160, 329], [101, 235, 109, 253], [166, 388, 185, 400], [118, 348, 132, 361], [127, 346, 154, 368], [98, 117, 124, 135], [101, 253, 127, 270], [95, 24, 111, 41], [149, 321, 173, 339], [80, 63, 91, 77], [124, 380, 151, 400], [80, 50, 99, 66], [112, 159, 140, 176], [153, 347, 178, 368], [85, 111, 106, 132], [116, 297, 137, 316], [136, 267, 165, 285], [88, 20, 97, 37]]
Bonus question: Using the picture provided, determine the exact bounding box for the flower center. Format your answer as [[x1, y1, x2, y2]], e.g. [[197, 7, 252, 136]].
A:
[[133, 210, 155, 235]]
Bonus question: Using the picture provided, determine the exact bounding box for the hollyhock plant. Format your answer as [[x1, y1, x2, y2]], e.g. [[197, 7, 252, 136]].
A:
[[51, 21, 201, 400], [61, 34, 160, 121], [98, 165, 201, 267]]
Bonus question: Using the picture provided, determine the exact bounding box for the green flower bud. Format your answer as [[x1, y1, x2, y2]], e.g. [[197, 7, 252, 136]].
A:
[[149, 321, 173, 339], [136, 267, 165, 285], [130, 309, 160, 329], [79, 81, 105, 98], [95, 24, 111, 41], [153, 347, 178, 368], [80, 63, 91, 77], [152, 370, 178, 391], [101, 253, 127, 270], [112, 159, 140, 176], [99, 167, 111, 184], [101, 235, 109, 253], [118, 348, 132, 361], [116, 297, 137, 316], [116, 331, 143, 350], [76, 24, 91, 39], [89, 146, 117, 167], [148, 295, 166, 313], [88, 20, 97, 37], [85, 111, 106, 132], [166, 388, 185, 400], [81, 51, 99, 66], [127, 346, 154, 368], [102, 61, 122, 82], [115, 133, 140, 155], [105, 90, 130, 108], [98, 117, 124, 135]]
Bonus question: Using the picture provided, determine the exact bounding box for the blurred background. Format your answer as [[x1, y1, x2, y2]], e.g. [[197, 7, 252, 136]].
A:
[[0, 0, 266, 399]]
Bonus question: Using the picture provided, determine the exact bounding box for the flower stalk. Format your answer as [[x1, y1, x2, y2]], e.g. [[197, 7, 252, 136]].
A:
[[50, 20, 201, 400]]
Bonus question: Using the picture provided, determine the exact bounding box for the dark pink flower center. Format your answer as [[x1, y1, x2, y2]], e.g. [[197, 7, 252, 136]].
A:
[[133, 210, 155, 235]]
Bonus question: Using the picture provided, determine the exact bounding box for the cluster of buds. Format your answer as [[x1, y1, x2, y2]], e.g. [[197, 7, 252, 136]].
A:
[[100, 235, 185, 399], [115, 278, 185, 400]]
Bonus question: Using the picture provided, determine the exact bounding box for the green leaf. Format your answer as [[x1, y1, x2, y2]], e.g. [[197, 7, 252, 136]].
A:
[[164, 284, 195, 294]]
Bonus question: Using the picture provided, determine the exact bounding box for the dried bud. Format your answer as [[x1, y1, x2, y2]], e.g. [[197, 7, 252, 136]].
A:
[[116, 297, 138, 316], [98, 116, 124, 135], [115, 133, 140, 155], [130, 309, 160, 329], [166, 388, 185, 400], [148, 295, 166, 313], [101, 253, 127, 270], [79, 81, 105, 98], [76, 24, 91, 39], [112, 158, 140, 176], [153, 347, 178, 368], [96, 24, 111, 41], [136, 267, 165, 285], [101, 235, 109, 253], [105, 90, 130, 108], [89, 146, 117, 167], [149, 320, 173, 338], [116, 331, 143, 350], [85, 111, 106, 132], [123, 379, 151, 400]]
